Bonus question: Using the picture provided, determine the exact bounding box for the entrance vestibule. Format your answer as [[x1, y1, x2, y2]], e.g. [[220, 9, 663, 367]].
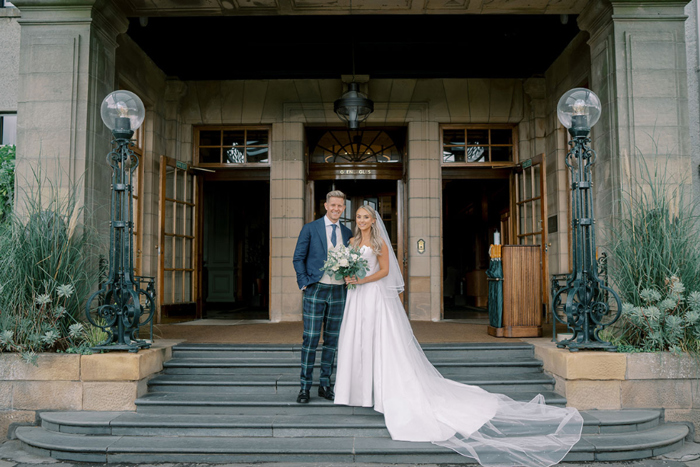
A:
[[442, 178, 511, 320], [202, 181, 270, 320]]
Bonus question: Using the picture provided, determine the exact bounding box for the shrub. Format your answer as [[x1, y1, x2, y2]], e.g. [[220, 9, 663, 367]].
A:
[[0, 145, 15, 222], [606, 155, 700, 353], [0, 173, 101, 363]]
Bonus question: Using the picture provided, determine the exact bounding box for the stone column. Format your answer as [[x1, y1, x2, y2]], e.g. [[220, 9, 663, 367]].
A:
[[407, 121, 441, 321], [578, 0, 693, 226], [270, 121, 305, 322], [13, 0, 128, 233]]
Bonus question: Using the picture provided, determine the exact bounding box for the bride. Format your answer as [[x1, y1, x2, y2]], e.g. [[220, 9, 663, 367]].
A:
[[334, 205, 583, 467]]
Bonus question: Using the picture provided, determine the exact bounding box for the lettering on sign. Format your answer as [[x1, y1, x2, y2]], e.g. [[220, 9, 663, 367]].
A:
[[175, 161, 188, 171], [339, 170, 373, 175]]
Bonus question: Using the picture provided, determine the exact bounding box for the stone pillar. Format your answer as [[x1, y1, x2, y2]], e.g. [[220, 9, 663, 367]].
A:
[[13, 0, 128, 232], [270, 122, 305, 322], [578, 0, 693, 226], [407, 121, 441, 321]]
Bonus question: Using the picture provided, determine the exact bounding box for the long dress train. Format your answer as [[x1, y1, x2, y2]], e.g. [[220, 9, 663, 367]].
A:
[[334, 246, 583, 467]]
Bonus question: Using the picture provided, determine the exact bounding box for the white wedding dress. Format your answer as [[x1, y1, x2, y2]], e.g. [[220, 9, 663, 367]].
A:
[[334, 245, 583, 467]]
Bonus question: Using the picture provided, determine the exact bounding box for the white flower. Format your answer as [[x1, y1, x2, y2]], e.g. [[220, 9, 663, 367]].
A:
[[35, 294, 52, 306], [339, 258, 349, 267], [56, 284, 75, 299], [331, 265, 340, 272], [53, 306, 67, 318]]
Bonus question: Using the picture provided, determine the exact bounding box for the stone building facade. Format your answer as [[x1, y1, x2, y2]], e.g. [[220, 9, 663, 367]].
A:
[[0, 0, 698, 324]]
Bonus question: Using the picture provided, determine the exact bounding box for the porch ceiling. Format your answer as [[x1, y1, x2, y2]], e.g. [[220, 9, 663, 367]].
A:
[[116, 0, 588, 16], [125, 15, 582, 80]]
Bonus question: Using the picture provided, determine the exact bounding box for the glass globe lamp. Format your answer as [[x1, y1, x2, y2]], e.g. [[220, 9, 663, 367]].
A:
[[334, 83, 374, 130], [101, 91, 146, 135], [557, 88, 601, 136]]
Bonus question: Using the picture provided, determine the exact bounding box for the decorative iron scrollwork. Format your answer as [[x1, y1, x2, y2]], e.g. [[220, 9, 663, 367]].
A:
[[550, 137, 621, 352], [85, 135, 155, 352]]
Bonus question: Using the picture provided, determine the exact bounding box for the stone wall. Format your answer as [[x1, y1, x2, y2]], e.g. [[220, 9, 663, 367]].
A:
[[0, 8, 20, 113], [543, 31, 592, 275], [526, 338, 700, 441], [0, 340, 178, 439]]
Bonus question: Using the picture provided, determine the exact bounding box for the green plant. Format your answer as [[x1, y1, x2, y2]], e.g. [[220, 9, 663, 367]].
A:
[[610, 277, 700, 354], [0, 145, 15, 222], [606, 154, 700, 353], [0, 172, 101, 363]]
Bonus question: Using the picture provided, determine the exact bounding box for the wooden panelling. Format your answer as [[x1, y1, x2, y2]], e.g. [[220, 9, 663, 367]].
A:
[[491, 245, 542, 337]]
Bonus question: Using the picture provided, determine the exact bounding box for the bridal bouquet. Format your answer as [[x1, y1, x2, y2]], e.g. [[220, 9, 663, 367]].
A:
[[321, 245, 369, 289]]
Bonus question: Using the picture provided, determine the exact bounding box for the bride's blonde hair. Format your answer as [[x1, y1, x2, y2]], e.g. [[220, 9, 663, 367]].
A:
[[351, 205, 383, 255]]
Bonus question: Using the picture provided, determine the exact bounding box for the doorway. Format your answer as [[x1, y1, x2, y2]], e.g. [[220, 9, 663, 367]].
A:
[[442, 179, 510, 320], [202, 181, 270, 320], [312, 179, 406, 297]]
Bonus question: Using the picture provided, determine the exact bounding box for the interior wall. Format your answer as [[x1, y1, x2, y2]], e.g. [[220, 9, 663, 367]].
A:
[[543, 31, 591, 275], [116, 34, 169, 280]]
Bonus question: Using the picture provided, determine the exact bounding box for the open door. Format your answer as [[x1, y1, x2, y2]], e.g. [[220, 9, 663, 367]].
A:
[[157, 155, 202, 323], [513, 153, 549, 315]]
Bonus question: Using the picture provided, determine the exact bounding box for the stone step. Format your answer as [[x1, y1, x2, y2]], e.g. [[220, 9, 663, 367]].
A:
[[171, 343, 535, 360], [133, 391, 569, 415], [37, 409, 664, 438], [147, 372, 555, 394], [15, 422, 690, 464], [162, 356, 543, 375]]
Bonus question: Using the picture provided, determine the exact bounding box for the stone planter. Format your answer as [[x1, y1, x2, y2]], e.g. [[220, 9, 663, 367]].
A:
[[0, 340, 180, 439], [525, 339, 700, 441]]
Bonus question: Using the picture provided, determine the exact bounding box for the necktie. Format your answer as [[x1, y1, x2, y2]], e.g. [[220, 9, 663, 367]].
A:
[[331, 224, 337, 247]]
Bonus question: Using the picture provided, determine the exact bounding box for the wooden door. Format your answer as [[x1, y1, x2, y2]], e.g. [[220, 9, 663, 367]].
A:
[[513, 153, 549, 315], [157, 155, 201, 322], [205, 183, 236, 303]]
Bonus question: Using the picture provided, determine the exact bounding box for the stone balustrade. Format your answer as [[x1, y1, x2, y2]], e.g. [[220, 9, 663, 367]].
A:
[[0, 340, 181, 439]]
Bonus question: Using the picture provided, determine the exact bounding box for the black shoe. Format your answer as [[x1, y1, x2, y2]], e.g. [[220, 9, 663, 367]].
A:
[[297, 389, 310, 404], [318, 385, 335, 400]]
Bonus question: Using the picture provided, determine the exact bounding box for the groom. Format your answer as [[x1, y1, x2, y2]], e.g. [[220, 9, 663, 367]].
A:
[[292, 190, 352, 404]]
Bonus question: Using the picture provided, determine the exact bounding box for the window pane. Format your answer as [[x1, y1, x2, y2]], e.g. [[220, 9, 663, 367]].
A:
[[443, 129, 465, 146], [445, 146, 466, 163], [246, 129, 268, 146], [1, 114, 17, 146], [223, 130, 244, 147], [491, 129, 513, 145], [199, 147, 220, 163], [247, 147, 269, 163], [199, 130, 221, 146], [225, 145, 245, 164], [534, 165, 541, 197], [467, 129, 488, 145], [466, 146, 486, 162], [491, 146, 512, 162]]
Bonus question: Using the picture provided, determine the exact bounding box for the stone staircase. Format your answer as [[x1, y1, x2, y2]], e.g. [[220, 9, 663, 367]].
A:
[[16, 342, 691, 463]]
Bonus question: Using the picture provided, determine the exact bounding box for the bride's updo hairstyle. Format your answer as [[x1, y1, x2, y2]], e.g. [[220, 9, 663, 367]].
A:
[[352, 205, 383, 255]]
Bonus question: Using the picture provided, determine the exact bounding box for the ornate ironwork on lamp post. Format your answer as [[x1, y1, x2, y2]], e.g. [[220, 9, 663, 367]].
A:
[[551, 88, 622, 352], [85, 91, 156, 352]]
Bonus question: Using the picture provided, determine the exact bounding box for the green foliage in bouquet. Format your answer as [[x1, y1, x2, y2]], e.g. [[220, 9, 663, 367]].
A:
[[0, 172, 101, 364]]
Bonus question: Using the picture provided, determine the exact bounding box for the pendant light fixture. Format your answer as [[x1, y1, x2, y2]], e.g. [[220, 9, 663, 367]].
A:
[[334, 43, 374, 129]]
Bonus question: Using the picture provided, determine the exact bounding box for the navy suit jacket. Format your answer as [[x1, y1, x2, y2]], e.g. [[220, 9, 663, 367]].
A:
[[293, 217, 352, 289]]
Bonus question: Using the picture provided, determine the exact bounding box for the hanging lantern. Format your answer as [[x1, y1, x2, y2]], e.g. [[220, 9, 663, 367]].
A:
[[334, 82, 374, 130]]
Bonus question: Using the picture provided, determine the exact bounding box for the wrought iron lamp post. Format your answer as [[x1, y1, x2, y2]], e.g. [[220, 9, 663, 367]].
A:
[[552, 88, 622, 352], [85, 91, 156, 352]]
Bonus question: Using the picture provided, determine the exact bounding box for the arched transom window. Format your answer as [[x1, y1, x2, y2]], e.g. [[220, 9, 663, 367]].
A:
[[307, 128, 406, 164]]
